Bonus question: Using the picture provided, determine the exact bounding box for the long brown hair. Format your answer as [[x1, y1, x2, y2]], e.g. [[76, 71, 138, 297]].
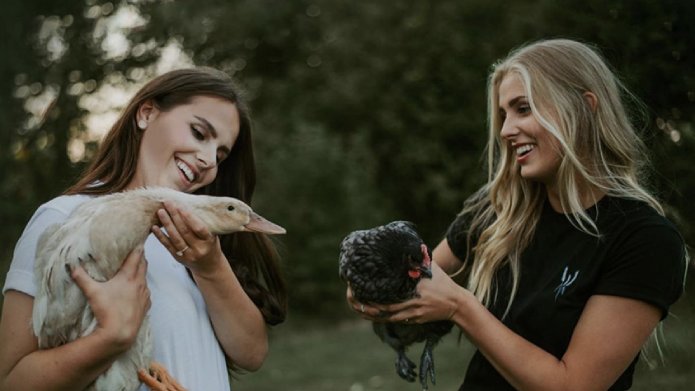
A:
[[66, 67, 287, 325]]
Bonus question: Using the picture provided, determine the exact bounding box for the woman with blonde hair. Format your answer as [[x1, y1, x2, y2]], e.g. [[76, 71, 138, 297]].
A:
[[351, 39, 687, 390]]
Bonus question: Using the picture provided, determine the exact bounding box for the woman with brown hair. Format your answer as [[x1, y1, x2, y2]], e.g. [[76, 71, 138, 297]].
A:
[[0, 67, 286, 390]]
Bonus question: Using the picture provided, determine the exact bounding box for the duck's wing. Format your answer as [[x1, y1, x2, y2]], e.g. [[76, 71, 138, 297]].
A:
[[32, 204, 102, 348]]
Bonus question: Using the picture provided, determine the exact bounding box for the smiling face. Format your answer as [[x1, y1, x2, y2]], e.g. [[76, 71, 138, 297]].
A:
[[498, 73, 563, 188], [130, 95, 239, 193]]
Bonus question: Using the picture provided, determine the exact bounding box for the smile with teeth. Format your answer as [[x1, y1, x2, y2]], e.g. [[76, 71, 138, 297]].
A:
[[176, 160, 196, 182], [515, 144, 535, 157]]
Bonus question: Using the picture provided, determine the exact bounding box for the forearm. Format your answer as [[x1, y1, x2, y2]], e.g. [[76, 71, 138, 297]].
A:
[[453, 291, 657, 391], [454, 292, 573, 391], [432, 239, 464, 275], [2, 330, 124, 391], [191, 256, 268, 371]]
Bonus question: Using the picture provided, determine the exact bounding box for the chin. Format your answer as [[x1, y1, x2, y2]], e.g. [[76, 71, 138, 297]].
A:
[[519, 170, 544, 184]]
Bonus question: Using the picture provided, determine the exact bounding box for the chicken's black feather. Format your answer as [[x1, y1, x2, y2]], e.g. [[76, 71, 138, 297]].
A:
[[339, 221, 453, 390]]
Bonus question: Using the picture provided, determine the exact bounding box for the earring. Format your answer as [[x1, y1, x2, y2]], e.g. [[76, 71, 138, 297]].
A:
[[138, 120, 147, 130]]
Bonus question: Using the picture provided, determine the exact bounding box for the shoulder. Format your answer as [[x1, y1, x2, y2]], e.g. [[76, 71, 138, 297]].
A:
[[594, 197, 686, 317], [598, 196, 684, 264], [37, 194, 94, 216], [2, 194, 93, 296], [598, 197, 681, 239], [21, 194, 93, 242]]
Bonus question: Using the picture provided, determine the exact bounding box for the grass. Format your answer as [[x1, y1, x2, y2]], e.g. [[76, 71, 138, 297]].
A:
[[1, 258, 692, 390], [234, 286, 695, 391], [233, 319, 474, 391]]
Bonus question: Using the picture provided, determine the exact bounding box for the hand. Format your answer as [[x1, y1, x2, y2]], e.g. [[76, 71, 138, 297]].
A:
[[151, 200, 226, 277], [346, 284, 382, 320], [373, 262, 467, 324], [69, 246, 150, 350], [345, 284, 424, 323]]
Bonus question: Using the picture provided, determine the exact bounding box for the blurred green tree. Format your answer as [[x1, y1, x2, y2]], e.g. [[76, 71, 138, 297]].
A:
[[1, 0, 693, 318]]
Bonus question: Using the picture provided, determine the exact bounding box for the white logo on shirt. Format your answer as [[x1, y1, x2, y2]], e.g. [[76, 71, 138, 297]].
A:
[[554, 266, 579, 299]]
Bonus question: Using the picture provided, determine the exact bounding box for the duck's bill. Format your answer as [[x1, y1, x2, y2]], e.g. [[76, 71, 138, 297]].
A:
[[245, 212, 287, 235]]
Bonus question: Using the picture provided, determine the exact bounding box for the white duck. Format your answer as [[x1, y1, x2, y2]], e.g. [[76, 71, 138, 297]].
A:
[[32, 187, 285, 391]]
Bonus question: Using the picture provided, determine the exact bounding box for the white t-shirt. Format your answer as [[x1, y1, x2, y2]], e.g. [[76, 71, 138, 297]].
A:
[[3, 194, 231, 391]]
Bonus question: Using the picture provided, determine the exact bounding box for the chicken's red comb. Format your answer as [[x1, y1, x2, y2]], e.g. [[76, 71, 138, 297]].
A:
[[420, 243, 431, 267]]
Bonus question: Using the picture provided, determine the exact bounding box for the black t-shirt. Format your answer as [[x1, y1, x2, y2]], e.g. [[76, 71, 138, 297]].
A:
[[446, 196, 686, 390]]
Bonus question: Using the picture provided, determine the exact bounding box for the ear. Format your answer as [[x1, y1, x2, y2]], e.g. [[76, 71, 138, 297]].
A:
[[583, 91, 598, 112], [136, 100, 159, 129]]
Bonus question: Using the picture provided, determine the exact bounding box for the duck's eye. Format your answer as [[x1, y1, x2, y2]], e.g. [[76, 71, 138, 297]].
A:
[[227, 205, 235, 212]]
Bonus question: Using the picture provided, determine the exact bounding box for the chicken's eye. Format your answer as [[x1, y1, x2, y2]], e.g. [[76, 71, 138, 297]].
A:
[[227, 205, 235, 211]]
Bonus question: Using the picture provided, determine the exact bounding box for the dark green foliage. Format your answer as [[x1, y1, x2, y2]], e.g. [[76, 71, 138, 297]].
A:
[[1, 0, 694, 318]]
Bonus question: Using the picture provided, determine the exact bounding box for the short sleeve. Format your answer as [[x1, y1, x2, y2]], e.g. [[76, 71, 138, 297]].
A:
[[2, 199, 77, 296], [446, 211, 475, 263], [595, 223, 687, 319]]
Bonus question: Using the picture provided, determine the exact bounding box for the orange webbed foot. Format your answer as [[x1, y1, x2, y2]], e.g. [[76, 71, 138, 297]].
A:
[[138, 362, 187, 391]]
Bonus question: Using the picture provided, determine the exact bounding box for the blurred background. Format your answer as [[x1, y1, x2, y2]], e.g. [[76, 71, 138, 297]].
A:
[[1, 0, 693, 390]]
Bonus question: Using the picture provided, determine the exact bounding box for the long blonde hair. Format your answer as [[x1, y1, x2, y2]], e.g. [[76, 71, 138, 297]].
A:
[[461, 39, 662, 314]]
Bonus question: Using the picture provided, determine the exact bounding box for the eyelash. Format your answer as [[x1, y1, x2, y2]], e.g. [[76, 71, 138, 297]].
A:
[[190, 124, 228, 164], [500, 104, 531, 119], [190, 125, 205, 140]]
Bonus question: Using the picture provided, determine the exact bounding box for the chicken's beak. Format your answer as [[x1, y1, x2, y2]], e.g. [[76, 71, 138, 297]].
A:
[[244, 212, 286, 235], [419, 265, 433, 279]]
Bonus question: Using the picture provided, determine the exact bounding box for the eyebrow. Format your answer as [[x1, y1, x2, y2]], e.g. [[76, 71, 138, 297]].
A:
[[194, 115, 231, 156], [194, 115, 218, 137], [501, 95, 525, 109]]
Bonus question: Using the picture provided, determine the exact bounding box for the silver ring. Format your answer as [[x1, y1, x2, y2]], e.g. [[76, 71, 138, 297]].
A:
[[175, 246, 189, 256], [360, 304, 365, 313]]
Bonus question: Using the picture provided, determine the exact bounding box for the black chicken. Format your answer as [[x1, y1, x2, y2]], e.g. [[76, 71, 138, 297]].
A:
[[339, 221, 453, 390]]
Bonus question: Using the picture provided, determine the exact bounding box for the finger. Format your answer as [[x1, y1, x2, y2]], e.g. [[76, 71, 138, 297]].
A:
[[69, 263, 97, 296], [374, 300, 416, 314], [135, 252, 148, 279], [156, 207, 177, 235], [346, 286, 355, 302], [349, 299, 381, 318], [178, 207, 211, 240], [120, 246, 145, 277], [396, 314, 421, 324], [151, 225, 174, 252], [345, 287, 363, 309], [360, 304, 385, 319], [157, 206, 189, 251], [163, 201, 191, 237], [151, 225, 176, 252]]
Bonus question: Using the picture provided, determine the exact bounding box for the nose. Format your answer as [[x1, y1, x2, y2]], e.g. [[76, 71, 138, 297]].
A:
[[196, 146, 216, 169], [499, 117, 519, 140]]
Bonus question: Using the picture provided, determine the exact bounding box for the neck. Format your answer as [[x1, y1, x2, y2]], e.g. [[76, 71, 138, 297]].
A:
[[545, 183, 605, 213]]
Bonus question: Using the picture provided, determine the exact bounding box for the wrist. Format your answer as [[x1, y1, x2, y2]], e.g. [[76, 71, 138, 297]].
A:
[[449, 286, 477, 327], [190, 253, 231, 281], [90, 326, 134, 355]]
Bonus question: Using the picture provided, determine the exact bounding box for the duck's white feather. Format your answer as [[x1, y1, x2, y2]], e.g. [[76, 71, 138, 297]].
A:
[[32, 187, 261, 391]]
